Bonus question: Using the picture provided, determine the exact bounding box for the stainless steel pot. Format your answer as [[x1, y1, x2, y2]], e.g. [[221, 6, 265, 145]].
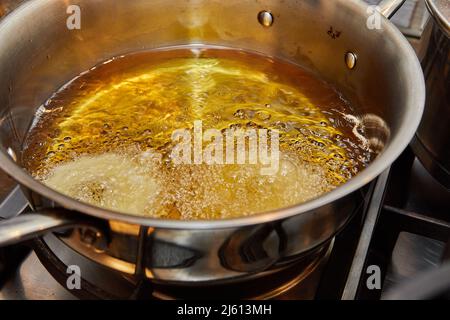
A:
[[412, 0, 449, 189], [0, 0, 424, 284]]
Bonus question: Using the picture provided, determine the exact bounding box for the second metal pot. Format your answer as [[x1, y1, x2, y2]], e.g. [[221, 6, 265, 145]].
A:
[[412, 0, 450, 189]]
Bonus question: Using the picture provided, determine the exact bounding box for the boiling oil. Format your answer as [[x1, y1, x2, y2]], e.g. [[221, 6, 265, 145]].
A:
[[23, 47, 372, 220]]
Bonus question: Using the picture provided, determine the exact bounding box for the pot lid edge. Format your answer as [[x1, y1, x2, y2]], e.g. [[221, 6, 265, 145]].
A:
[[425, 0, 450, 37]]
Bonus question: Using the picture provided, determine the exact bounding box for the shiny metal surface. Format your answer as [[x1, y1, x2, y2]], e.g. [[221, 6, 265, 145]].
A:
[[383, 259, 450, 300], [0, 186, 28, 219], [344, 52, 358, 70], [257, 10, 274, 28], [425, 0, 450, 37], [0, 212, 73, 246], [404, 159, 450, 217], [379, 0, 407, 18], [382, 232, 445, 298], [0, 234, 332, 300], [342, 169, 390, 300], [0, 252, 76, 300], [0, 209, 107, 247], [0, 0, 425, 283], [412, 1, 450, 189]]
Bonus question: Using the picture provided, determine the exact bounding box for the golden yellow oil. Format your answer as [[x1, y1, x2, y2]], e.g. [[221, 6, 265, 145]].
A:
[[23, 46, 372, 220]]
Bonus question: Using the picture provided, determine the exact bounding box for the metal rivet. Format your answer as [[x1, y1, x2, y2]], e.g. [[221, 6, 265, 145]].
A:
[[258, 10, 274, 27], [345, 52, 357, 70]]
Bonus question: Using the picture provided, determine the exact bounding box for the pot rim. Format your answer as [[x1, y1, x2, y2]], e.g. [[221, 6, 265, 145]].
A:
[[425, 0, 450, 38], [0, 0, 426, 230]]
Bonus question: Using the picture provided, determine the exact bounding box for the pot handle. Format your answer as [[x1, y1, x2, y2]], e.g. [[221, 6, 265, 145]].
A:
[[378, 0, 406, 19], [0, 208, 107, 247]]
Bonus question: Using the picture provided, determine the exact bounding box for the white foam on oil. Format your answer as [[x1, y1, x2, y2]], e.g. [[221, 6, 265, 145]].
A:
[[39, 150, 333, 219], [41, 152, 161, 215], [341, 113, 371, 151]]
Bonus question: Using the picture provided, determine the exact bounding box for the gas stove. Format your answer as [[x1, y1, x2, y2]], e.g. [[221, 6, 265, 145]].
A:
[[0, 0, 448, 300]]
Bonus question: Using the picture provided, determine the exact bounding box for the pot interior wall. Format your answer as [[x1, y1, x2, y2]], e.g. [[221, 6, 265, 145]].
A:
[[0, 0, 418, 167]]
